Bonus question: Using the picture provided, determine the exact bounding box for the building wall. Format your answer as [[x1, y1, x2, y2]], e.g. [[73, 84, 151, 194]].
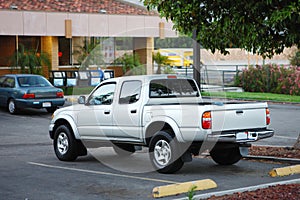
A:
[[0, 11, 177, 38]]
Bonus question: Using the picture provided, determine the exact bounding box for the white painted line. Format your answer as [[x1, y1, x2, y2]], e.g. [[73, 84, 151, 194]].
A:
[[174, 178, 300, 200], [273, 135, 297, 140], [28, 162, 177, 184]]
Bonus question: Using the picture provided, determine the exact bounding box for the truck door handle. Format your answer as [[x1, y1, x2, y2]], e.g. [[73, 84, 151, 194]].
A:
[[236, 110, 243, 114], [130, 109, 137, 114], [104, 110, 110, 114]]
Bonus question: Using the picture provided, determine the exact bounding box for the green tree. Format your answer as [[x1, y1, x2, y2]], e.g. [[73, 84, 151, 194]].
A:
[[143, 0, 300, 58], [114, 53, 144, 75], [10, 44, 50, 75], [73, 39, 104, 69], [290, 50, 300, 66], [152, 52, 168, 74]]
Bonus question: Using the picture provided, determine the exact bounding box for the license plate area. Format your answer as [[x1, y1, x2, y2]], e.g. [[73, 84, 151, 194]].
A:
[[42, 102, 51, 107]]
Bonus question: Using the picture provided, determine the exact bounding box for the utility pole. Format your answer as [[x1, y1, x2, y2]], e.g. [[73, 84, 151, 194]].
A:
[[192, 29, 201, 89]]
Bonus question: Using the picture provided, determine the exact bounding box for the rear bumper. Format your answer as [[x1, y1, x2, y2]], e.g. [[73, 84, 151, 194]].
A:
[[15, 98, 65, 109], [207, 129, 274, 143]]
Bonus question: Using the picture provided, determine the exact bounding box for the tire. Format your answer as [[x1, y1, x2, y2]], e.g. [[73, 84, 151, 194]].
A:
[[149, 131, 184, 174], [46, 107, 57, 113], [8, 99, 18, 114], [53, 125, 84, 161], [113, 143, 135, 156], [210, 146, 242, 165]]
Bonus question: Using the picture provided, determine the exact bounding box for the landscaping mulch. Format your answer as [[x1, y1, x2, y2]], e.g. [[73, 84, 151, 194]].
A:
[[202, 145, 300, 200]]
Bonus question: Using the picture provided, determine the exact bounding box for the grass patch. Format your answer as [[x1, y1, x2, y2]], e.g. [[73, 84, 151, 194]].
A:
[[201, 92, 300, 103]]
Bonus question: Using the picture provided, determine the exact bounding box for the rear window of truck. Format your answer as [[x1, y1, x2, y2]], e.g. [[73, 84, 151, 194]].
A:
[[149, 79, 199, 98]]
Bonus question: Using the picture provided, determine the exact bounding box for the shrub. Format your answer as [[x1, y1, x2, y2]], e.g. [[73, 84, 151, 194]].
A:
[[235, 64, 300, 95]]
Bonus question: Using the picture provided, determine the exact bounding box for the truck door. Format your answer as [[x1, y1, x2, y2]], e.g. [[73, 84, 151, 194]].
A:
[[112, 80, 143, 140], [77, 82, 116, 139]]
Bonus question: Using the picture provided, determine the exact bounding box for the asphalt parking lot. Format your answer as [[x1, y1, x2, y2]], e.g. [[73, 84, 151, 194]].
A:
[[0, 106, 300, 199]]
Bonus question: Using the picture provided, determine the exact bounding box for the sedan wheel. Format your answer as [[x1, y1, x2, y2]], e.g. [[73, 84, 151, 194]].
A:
[[8, 99, 18, 114], [46, 107, 57, 113]]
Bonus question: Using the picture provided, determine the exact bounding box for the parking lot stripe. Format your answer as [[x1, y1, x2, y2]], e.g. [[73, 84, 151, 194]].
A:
[[152, 179, 217, 198], [28, 162, 178, 184]]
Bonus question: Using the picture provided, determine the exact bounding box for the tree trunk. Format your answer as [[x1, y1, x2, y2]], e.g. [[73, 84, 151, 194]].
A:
[[294, 133, 300, 150]]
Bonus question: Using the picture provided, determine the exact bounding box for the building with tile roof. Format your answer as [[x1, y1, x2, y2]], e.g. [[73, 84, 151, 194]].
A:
[[0, 0, 177, 77]]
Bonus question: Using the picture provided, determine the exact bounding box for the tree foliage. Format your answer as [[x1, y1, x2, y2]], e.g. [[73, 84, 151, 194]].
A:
[[10, 44, 50, 75], [114, 53, 145, 75], [73, 39, 104, 69], [152, 51, 168, 74], [290, 50, 300, 66], [143, 0, 300, 58]]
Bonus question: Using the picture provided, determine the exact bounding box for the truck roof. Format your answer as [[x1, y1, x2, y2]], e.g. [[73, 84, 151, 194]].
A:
[[102, 74, 194, 84]]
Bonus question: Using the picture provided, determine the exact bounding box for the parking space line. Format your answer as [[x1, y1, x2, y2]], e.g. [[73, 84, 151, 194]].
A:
[[28, 162, 178, 184]]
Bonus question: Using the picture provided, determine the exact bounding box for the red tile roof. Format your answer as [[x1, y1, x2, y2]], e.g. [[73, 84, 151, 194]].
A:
[[0, 0, 157, 15]]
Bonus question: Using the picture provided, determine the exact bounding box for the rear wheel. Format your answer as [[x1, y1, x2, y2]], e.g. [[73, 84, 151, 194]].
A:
[[149, 131, 184, 174], [53, 125, 86, 161], [8, 99, 18, 114], [46, 107, 57, 113], [210, 146, 242, 165]]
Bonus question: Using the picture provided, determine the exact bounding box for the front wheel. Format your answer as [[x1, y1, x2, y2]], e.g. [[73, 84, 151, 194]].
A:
[[210, 146, 242, 165], [149, 131, 184, 174], [53, 125, 84, 161], [8, 99, 18, 114]]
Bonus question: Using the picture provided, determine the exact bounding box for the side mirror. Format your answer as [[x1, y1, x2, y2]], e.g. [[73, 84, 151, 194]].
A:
[[78, 96, 86, 104]]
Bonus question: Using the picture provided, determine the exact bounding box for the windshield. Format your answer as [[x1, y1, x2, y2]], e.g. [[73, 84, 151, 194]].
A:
[[18, 76, 52, 87]]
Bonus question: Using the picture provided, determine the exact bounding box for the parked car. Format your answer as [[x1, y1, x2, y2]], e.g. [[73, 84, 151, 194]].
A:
[[0, 74, 65, 114], [49, 75, 273, 173]]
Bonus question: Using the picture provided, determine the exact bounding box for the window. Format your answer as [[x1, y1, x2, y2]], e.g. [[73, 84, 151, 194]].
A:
[[1, 77, 15, 88], [17, 76, 51, 87], [88, 83, 116, 105], [0, 76, 6, 87], [150, 79, 198, 98], [119, 81, 142, 104]]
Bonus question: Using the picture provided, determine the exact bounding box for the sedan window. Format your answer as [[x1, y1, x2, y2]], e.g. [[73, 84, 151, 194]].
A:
[[0, 76, 6, 87], [18, 76, 52, 87], [3, 78, 15, 88]]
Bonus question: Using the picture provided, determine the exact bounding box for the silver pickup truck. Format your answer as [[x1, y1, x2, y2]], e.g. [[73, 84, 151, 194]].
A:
[[49, 75, 274, 173]]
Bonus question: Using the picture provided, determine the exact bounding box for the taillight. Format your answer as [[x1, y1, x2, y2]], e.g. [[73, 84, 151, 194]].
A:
[[266, 108, 270, 125], [22, 93, 35, 99], [202, 111, 212, 129], [56, 91, 64, 98], [167, 75, 177, 79]]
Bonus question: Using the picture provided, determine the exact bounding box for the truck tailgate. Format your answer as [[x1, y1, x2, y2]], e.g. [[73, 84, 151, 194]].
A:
[[211, 102, 268, 132]]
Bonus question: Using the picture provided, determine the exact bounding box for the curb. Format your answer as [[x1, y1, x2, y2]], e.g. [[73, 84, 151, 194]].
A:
[[244, 155, 300, 165], [269, 164, 300, 177], [152, 179, 217, 198], [173, 178, 300, 200]]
